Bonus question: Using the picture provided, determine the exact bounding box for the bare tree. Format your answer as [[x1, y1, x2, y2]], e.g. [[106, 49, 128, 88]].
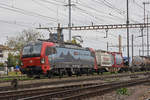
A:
[[6, 29, 43, 52]]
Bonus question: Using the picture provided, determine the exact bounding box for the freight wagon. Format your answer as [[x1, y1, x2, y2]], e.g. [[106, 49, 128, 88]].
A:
[[132, 56, 150, 71], [95, 50, 123, 73]]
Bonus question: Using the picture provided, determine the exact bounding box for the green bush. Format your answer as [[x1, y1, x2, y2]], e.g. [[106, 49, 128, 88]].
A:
[[7, 53, 21, 67], [0, 63, 4, 67], [116, 88, 129, 95]]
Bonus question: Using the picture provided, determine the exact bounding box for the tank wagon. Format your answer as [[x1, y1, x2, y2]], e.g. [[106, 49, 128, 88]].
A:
[[20, 41, 97, 77], [132, 56, 150, 71], [95, 50, 123, 73], [95, 50, 113, 73]]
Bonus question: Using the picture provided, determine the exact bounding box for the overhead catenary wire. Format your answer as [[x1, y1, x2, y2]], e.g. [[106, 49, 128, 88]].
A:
[[0, 3, 58, 22], [0, 19, 35, 28], [37, 0, 64, 6], [49, 0, 67, 5], [94, 0, 140, 23], [74, 0, 138, 24], [32, 0, 67, 19], [32, 0, 86, 24]]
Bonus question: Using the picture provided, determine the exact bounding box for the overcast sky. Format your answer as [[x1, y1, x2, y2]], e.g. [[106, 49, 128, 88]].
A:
[[0, 0, 150, 57]]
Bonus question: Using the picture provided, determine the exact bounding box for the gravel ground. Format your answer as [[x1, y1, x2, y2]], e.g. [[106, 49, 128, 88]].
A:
[[0, 73, 132, 88], [90, 84, 150, 100]]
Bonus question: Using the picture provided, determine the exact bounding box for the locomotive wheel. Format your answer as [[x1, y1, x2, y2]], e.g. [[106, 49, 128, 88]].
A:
[[79, 69, 82, 76], [67, 71, 72, 77], [89, 70, 93, 75], [34, 75, 40, 79], [97, 71, 100, 75], [59, 72, 63, 78], [58, 69, 63, 78], [86, 69, 89, 76], [27, 74, 33, 78], [47, 71, 53, 78], [76, 71, 81, 76]]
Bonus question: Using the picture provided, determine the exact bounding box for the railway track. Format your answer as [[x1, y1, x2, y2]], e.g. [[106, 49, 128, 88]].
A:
[[0, 83, 98, 100], [0, 71, 147, 83], [0, 72, 149, 91], [18, 77, 150, 100]]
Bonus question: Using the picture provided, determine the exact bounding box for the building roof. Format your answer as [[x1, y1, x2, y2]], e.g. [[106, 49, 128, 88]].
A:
[[0, 45, 12, 50]]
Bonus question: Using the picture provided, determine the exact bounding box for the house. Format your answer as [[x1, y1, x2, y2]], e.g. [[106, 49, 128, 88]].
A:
[[0, 44, 13, 64]]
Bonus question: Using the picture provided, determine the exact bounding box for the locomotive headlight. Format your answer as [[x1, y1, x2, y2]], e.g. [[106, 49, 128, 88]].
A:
[[41, 58, 45, 64]]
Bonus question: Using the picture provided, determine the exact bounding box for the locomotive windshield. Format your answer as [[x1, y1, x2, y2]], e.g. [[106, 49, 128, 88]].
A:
[[22, 43, 42, 58]]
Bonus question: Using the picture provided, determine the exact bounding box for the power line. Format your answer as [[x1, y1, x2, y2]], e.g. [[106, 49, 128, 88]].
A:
[[0, 19, 35, 28], [50, 0, 67, 4], [74, 4, 125, 23], [32, 0, 67, 18], [0, 3, 57, 22], [95, 0, 140, 23], [33, 0, 92, 25], [74, 6, 105, 22], [96, 0, 125, 15], [75, 0, 130, 23], [134, 1, 150, 13], [39, 0, 64, 6]]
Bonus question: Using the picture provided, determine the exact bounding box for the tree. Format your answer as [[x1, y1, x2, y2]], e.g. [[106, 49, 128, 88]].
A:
[[0, 63, 4, 67], [6, 29, 44, 52], [7, 53, 21, 67], [7, 53, 15, 67]]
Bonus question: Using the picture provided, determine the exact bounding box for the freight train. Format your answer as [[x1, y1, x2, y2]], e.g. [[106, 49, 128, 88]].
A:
[[21, 40, 150, 77], [20, 41, 97, 77]]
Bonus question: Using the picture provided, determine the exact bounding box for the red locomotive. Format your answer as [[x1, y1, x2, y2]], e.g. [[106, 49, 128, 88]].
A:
[[20, 41, 97, 77]]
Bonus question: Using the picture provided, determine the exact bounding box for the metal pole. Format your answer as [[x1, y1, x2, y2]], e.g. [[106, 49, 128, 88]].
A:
[[68, 0, 71, 42], [57, 23, 62, 42], [107, 42, 109, 52], [147, 14, 149, 56], [119, 35, 122, 53], [139, 49, 141, 56], [144, 3, 146, 24], [143, 2, 145, 57], [132, 34, 133, 66], [141, 28, 144, 56], [127, 0, 130, 65]]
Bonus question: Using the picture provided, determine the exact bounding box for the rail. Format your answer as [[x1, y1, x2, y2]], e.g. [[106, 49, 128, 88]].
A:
[[0, 72, 149, 91], [19, 77, 150, 100]]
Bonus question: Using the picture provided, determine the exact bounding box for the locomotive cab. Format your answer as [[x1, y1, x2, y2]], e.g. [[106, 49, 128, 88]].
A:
[[20, 42, 54, 77]]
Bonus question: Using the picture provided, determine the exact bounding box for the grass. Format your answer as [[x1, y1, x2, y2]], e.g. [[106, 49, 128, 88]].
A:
[[0, 71, 33, 81], [116, 88, 129, 95], [0, 77, 33, 81], [8, 71, 22, 76]]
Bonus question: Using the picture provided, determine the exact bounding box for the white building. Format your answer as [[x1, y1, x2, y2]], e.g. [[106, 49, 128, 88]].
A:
[[0, 45, 13, 64]]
